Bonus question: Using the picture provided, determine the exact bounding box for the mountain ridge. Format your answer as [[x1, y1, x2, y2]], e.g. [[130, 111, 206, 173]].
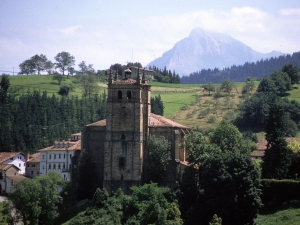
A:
[[147, 28, 284, 76]]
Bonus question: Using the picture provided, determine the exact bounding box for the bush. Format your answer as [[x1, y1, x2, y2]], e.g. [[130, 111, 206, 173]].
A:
[[58, 85, 71, 96], [260, 179, 300, 206]]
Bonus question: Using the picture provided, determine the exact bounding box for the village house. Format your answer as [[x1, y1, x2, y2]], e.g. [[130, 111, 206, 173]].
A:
[[38, 133, 81, 181], [251, 137, 300, 160], [0, 152, 26, 174], [0, 164, 26, 194], [25, 152, 40, 178], [81, 67, 191, 194]]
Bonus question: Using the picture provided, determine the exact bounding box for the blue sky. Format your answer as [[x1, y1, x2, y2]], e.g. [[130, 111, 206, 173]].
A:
[[1, 0, 300, 74]]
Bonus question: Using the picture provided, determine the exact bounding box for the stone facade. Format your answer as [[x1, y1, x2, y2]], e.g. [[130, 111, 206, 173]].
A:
[[82, 68, 190, 194]]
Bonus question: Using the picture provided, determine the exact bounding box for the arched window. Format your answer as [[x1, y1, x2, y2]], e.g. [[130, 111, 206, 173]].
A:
[[127, 90, 131, 99], [118, 90, 122, 99]]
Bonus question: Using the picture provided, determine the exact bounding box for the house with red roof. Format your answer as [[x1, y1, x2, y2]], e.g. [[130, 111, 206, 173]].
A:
[[38, 133, 81, 181]]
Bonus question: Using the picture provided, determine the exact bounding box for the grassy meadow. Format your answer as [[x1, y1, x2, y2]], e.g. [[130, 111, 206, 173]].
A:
[[7, 75, 300, 131]]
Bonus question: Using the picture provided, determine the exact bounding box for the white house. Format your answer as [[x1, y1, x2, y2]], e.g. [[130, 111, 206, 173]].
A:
[[0, 152, 26, 174], [39, 133, 81, 181]]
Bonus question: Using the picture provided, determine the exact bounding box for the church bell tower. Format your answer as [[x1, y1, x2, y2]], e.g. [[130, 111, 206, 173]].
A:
[[103, 67, 150, 194]]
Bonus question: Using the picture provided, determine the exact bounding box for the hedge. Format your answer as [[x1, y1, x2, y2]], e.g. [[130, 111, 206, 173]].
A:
[[261, 179, 300, 204]]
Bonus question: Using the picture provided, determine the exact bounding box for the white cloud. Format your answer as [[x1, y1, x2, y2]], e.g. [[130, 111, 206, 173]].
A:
[[2, 6, 300, 72]]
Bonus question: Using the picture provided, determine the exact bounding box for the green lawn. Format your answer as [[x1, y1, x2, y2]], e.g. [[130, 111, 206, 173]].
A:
[[152, 91, 197, 118], [255, 203, 300, 225], [9, 75, 106, 97]]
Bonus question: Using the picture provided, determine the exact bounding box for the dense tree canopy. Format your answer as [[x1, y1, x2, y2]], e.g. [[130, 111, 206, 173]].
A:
[[147, 135, 171, 183], [69, 184, 182, 225], [0, 77, 107, 153], [5, 172, 64, 225], [196, 153, 262, 225], [181, 52, 300, 84], [151, 94, 164, 116], [54, 51, 75, 75], [262, 103, 292, 179]]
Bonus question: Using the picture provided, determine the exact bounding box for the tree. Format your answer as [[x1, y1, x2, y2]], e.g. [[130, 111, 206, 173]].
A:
[[256, 76, 277, 94], [52, 73, 64, 85], [209, 120, 241, 153], [209, 214, 222, 225], [78, 61, 88, 73], [0, 74, 10, 103], [77, 150, 98, 200], [31, 54, 53, 75], [54, 51, 75, 75], [262, 103, 292, 179], [19, 59, 36, 75], [7, 172, 64, 225], [151, 94, 164, 116], [197, 153, 262, 225], [147, 135, 171, 183], [93, 188, 109, 208], [220, 80, 234, 94], [0, 74, 10, 94], [125, 183, 183, 225], [58, 85, 71, 96], [270, 71, 292, 96], [185, 132, 220, 165], [281, 64, 300, 85], [202, 82, 215, 95], [79, 74, 98, 98], [242, 77, 255, 94]]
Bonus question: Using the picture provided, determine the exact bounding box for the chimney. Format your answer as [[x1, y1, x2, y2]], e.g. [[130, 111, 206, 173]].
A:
[[26, 153, 29, 161]]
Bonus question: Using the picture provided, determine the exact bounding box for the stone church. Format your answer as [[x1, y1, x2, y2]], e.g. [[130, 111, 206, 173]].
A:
[[82, 67, 191, 194]]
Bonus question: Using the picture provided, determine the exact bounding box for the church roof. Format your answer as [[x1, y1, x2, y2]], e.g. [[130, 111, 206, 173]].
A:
[[38, 140, 81, 152], [149, 113, 190, 129], [85, 114, 190, 129], [112, 78, 137, 85]]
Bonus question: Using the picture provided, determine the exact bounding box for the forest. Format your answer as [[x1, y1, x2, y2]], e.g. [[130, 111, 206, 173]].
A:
[[181, 51, 300, 84]]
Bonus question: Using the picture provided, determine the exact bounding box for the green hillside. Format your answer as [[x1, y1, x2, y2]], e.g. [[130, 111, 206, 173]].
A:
[[7, 75, 300, 130]]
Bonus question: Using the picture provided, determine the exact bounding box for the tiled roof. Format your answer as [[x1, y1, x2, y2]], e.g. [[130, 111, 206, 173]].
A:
[[256, 138, 300, 150], [38, 140, 81, 152], [86, 119, 106, 127], [112, 79, 137, 85], [6, 175, 27, 181], [27, 153, 40, 163], [0, 164, 17, 171], [149, 113, 190, 129], [0, 152, 24, 164], [85, 114, 190, 129], [251, 150, 265, 157], [71, 132, 81, 136]]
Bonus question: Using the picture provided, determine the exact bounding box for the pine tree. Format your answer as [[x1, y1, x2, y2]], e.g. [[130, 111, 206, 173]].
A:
[[262, 103, 292, 179]]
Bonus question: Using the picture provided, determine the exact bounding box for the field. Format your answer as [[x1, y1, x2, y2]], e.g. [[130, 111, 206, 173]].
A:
[[255, 203, 300, 225], [7, 75, 300, 131]]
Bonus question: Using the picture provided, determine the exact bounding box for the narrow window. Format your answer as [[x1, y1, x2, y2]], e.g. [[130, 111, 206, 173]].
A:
[[59, 154, 61, 159], [118, 90, 122, 99], [49, 154, 51, 159], [53, 164, 56, 169], [54, 154, 56, 159], [49, 164, 51, 169], [127, 90, 131, 99], [43, 155, 45, 160]]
